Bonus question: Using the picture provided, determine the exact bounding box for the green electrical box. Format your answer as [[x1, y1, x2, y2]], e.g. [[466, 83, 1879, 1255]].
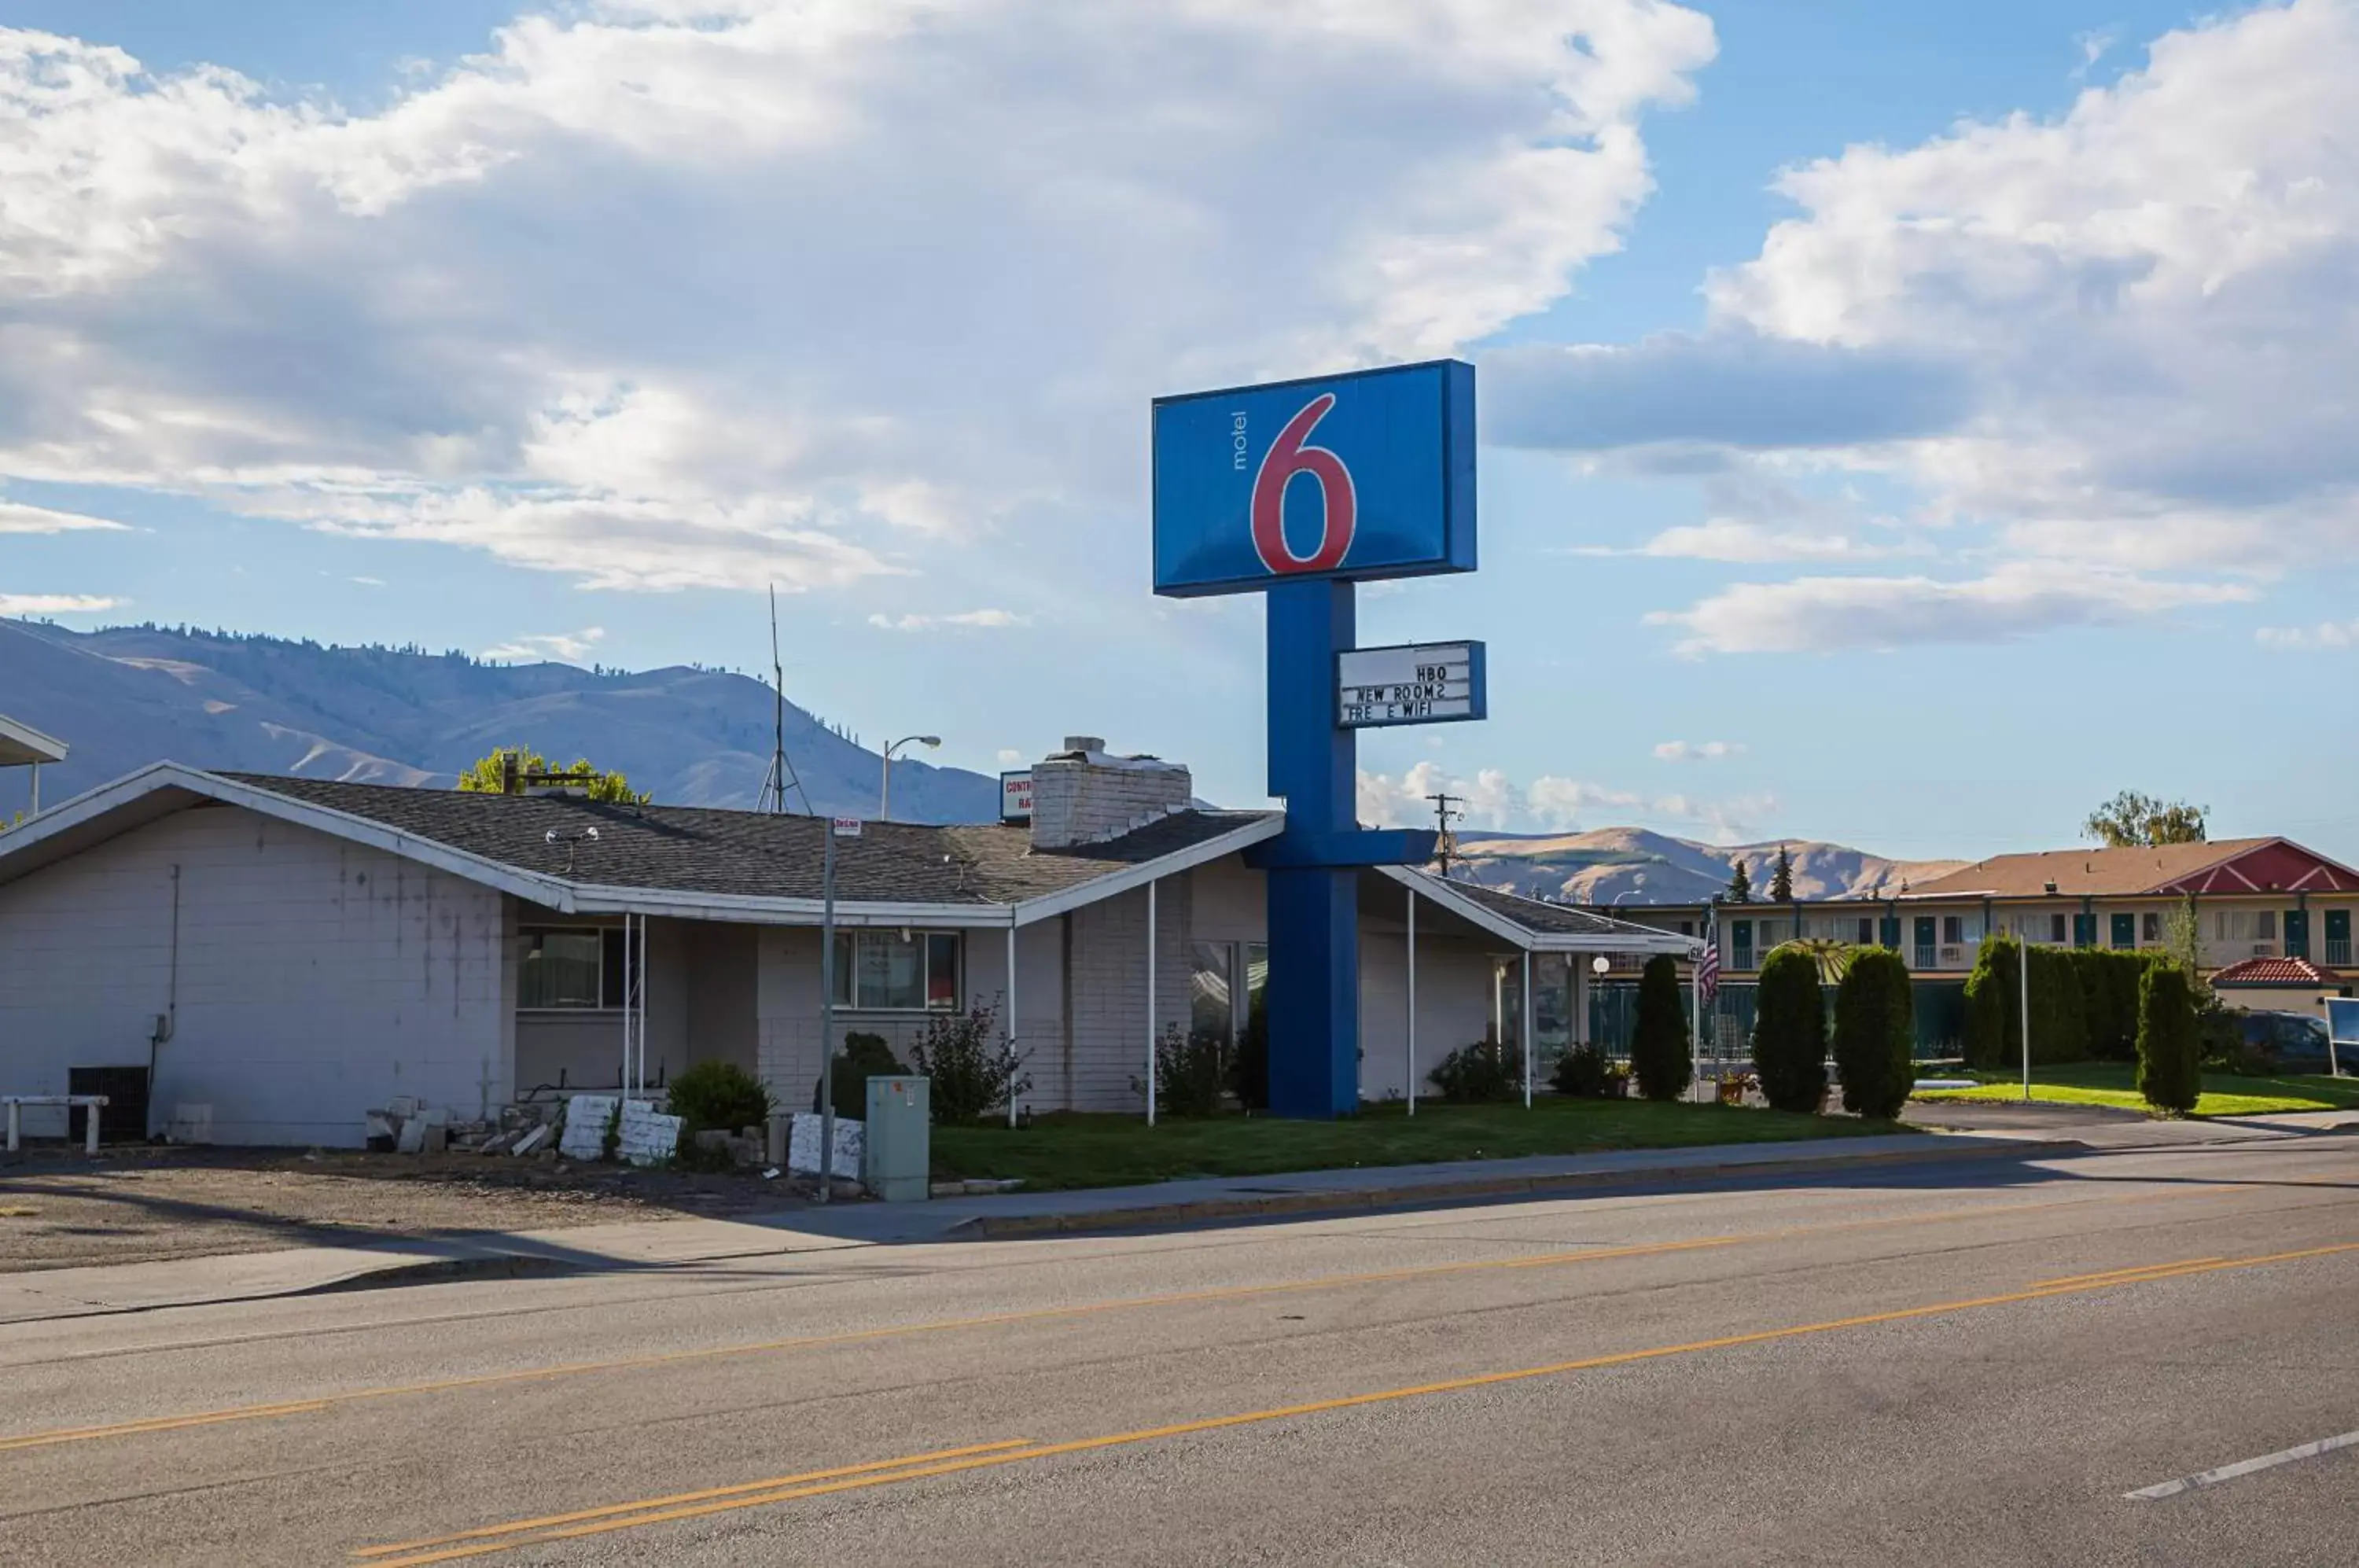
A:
[[863, 1076, 931, 1202]]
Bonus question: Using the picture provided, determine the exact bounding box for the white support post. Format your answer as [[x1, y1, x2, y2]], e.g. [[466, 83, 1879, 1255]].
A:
[[1006, 921, 1020, 1128], [620, 912, 636, 1095], [1521, 950, 1534, 1110], [1405, 885, 1418, 1117], [2020, 935, 2033, 1104], [28, 762, 38, 817], [1691, 948, 1705, 1104], [1146, 878, 1158, 1127], [5, 1102, 17, 1154]]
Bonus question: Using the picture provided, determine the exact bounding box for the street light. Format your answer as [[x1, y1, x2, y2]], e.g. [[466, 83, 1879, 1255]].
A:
[[879, 734, 941, 821]]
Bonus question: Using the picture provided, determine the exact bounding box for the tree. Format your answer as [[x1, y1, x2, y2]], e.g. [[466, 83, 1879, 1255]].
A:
[[2083, 790, 2207, 848], [1628, 954, 1692, 1102], [457, 746, 649, 804], [1751, 947, 1827, 1113], [1724, 859, 1754, 904], [2136, 963, 2201, 1116], [1768, 843, 1795, 904], [1833, 949, 1915, 1120]]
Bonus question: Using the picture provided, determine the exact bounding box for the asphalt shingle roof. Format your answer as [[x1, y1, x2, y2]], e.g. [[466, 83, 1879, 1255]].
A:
[[1901, 840, 2274, 899], [1433, 876, 1693, 941], [219, 774, 1274, 907]]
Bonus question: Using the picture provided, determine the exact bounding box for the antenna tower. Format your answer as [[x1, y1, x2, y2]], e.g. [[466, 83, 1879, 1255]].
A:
[[756, 584, 814, 815]]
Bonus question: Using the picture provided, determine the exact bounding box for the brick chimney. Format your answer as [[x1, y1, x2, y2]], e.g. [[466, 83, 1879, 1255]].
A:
[[1029, 736, 1192, 850]]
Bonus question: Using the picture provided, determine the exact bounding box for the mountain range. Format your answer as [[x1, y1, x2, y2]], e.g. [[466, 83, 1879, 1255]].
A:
[[0, 618, 1002, 823], [4, 619, 1961, 899], [1448, 826, 1965, 907]]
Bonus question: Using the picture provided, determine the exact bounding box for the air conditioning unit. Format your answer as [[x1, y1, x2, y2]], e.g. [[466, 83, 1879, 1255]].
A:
[[1938, 946, 1964, 966], [2248, 943, 2275, 957]]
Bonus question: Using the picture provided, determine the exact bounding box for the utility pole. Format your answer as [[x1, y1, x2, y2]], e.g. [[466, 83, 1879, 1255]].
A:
[[1425, 793, 1465, 878]]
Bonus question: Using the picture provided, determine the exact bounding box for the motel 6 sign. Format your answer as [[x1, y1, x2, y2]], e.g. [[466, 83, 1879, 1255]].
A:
[[1150, 359, 1488, 1120], [1153, 359, 1478, 598]]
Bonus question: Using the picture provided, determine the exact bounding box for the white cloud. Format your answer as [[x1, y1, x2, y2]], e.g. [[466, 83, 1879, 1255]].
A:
[[1698, 0, 2359, 576], [0, 3, 1716, 595], [995, 747, 1025, 767], [1653, 739, 1743, 762], [867, 609, 1028, 633], [481, 626, 605, 663], [1581, 518, 1912, 563], [1648, 565, 2251, 654], [1358, 760, 1772, 841], [0, 592, 120, 616], [0, 500, 131, 534], [2256, 619, 2358, 650]]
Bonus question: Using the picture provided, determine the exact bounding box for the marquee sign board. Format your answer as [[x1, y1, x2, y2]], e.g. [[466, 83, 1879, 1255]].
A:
[[1151, 359, 1476, 598], [999, 770, 1034, 823], [1336, 640, 1486, 728]]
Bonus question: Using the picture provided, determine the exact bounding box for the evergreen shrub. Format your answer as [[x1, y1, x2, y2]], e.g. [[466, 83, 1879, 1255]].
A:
[[1832, 948, 1914, 1120], [1629, 954, 1692, 1102], [2136, 964, 2201, 1116], [1751, 947, 1827, 1113]]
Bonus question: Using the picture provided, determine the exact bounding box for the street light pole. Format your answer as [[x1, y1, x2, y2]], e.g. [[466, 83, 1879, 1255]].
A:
[[878, 734, 941, 822]]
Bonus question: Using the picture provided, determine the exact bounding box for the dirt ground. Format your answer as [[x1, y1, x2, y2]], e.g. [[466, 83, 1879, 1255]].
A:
[[0, 1146, 811, 1273]]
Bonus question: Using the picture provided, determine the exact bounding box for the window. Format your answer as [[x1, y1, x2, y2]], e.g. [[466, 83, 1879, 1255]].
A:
[[2255, 910, 2276, 941], [1678, 921, 1695, 937], [1189, 942, 1234, 1049], [2141, 911, 2160, 944], [518, 927, 628, 1009], [1857, 917, 1875, 945], [2049, 912, 2068, 944], [1941, 915, 1963, 946], [832, 931, 960, 1010]]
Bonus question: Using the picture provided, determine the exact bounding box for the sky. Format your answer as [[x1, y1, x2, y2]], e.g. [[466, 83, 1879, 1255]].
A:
[[3, 0, 2356, 863]]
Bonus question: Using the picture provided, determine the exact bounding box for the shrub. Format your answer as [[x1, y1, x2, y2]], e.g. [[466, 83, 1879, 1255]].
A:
[[823, 1032, 909, 1118], [1551, 1043, 1614, 1099], [1231, 992, 1270, 1111], [1751, 947, 1827, 1113], [1428, 1036, 1519, 1103], [2136, 964, 2201, 1116], [1963, 936, 2090, 1069], [668, 1059, 772, 1134], [1138, 1024, 1230, 1117], [1832, 948, 1915, 1120], [2067, 948, 2153, 1062], [910, 998, 1032, 1124], [1628, 954, 1691, 1102]]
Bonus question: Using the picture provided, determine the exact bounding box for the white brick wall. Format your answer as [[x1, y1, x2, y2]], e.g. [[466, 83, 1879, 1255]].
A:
[[1064, 878, 1194, 1111], [0, 804, 508, 1147], [1029, 754, 1192, 848]]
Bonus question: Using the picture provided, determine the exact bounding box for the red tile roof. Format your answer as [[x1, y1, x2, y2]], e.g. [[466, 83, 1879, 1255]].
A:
[[2210, 956, 2345, 988]]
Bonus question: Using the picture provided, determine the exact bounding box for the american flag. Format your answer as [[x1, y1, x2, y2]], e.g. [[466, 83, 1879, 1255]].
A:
[[1698, 905, 1721, 1003]]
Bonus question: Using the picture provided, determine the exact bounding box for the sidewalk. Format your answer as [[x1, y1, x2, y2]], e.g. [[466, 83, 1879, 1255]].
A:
[[9, 1110, 2349, 1327]]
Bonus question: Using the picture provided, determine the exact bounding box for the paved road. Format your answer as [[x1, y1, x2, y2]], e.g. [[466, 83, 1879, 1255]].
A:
[[2, 1130, 2355, 1565]]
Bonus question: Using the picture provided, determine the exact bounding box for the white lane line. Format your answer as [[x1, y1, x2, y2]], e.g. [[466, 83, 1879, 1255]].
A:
[[2125, 1429, 2359, 1500]]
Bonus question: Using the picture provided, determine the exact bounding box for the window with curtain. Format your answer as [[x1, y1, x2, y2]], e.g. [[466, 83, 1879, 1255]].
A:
[[831, 931, 961, 1010], [518, 928, 625, 1009]]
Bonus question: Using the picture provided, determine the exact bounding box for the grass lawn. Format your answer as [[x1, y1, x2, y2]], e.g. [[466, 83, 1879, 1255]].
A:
[[929, 1098, 1897, 1191], [1913, 1061, 2359, 1117]]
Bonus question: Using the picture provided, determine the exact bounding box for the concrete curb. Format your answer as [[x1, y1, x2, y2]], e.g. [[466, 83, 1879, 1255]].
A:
[[948, 1136, 2086, 1239]]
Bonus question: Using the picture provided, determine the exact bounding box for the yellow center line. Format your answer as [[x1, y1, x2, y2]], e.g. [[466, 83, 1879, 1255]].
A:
[[350, 1439, 1037, 1559], [356, 1238, 2359, 1567], [0, 1180, 2256, 1456], [2030, 1259, 2224, 1290]]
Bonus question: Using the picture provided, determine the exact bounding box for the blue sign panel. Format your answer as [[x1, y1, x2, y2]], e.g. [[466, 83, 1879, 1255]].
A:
[[1152, 359, 1475, 598]]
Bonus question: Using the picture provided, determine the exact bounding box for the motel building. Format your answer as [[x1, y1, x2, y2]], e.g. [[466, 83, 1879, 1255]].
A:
[[0, 738, 1698, 1147], [1607, 839, 2359, 1055]]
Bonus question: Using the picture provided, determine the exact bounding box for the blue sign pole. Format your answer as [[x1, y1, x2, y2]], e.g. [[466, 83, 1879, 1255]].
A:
[[1264, 578, 1362, 1116], [1152, 359, 1477, 1119]]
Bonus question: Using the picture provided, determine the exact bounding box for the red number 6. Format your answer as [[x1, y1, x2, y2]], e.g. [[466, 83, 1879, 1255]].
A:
[[1250, 393, 1356, 574]]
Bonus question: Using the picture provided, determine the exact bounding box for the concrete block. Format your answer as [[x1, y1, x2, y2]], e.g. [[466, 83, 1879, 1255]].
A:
[[396, 1118, 425, 1154], [509, 1124, 549, 1157], [418, 1124, 447, 1154]]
